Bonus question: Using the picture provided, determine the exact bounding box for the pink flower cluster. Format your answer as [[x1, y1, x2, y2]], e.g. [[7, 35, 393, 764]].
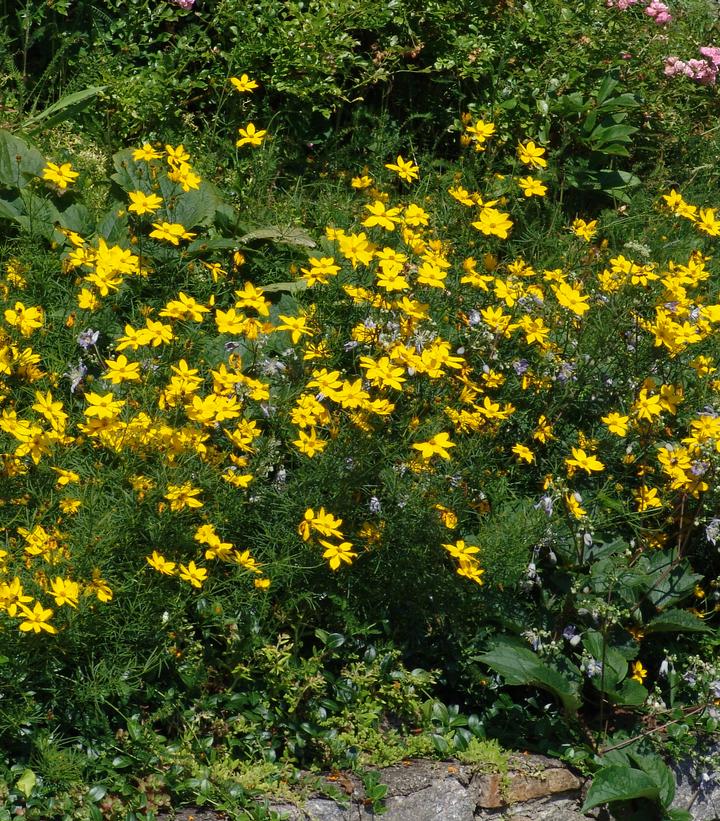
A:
[[664, 46, 720, 86], [606, 0, 672, 24], [170, 0, 195, 8], [645, 0, 671, 24]]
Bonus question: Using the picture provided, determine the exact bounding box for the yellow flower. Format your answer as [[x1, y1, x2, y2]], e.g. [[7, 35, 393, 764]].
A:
[[517, 141, 547, 169], [318, 539, 358, 570], [42, 162, 79, 189], [472, 208, 513, 239], [634, 485, 662, 512], [551, 281, 590, 316], [132, 143, 163, 161], [601, 412, 629, 437], [412, 432, 455, 460], [103, 354, 141, 384], [565, 447, 605, 475], [18, 602, 57, 634], [434, 504, 458, 529], [442, 539, 480, 561], [518, 176, 547, 197], [384, 155, 419, 183], [236, 123, 267, 148], [293, 428, 328, 457], [164, 482, 204, 511], [362, 200, 403, 231], [512, 443, 535, 463], [179, 561, 208, 588], [149, 222, 196, 245], [87, 569, 113, 602], [59, 498, 81, 514], [230, 73, 259, 92], [50, 577, 80, 608], [565, 492, 587, 519], [631, 660, 647, 683], [128, 191, 163, 215], [351, 175, 373, 189], [4, 302, 44, 336], [571, 218, 598, 241], [276, 313, 313, 344], [146, 551, 176, 575]]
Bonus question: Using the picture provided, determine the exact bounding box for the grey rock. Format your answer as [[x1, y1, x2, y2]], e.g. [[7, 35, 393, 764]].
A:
[[671, 752, 720, 821]]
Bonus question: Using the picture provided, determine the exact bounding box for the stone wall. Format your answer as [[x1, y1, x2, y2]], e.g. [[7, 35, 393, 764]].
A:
[[163, 752, 720, 821]]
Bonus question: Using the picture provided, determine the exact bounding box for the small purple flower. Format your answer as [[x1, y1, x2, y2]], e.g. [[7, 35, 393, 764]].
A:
[[535, 495, 554, 517], [513, 359, 529, 375], [563, 625, 581, 647], [585, 658, 603, 677], [77, 328, 99, 350], [369, 496, 382, 514], [556, 361, 575, 382], [706, 518, 720, 546], [63, 360, 88, 394], [170, 0, 194, 8]]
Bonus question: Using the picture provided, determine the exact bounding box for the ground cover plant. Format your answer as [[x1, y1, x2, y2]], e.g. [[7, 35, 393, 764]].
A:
[[1, 1, 720, 820]]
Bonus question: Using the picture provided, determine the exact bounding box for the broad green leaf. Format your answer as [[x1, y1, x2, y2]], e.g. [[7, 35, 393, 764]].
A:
[[163, 179, 224, 229], [614, 677, 648, 707], [646, 609, 710, 634], [0, 130, 45, 187], [598, 93, 639, 111], [595, 73, 619, 105], [97, 206, 129, 244], [16, 769, 36, 798], [582, 765, 659, 811], [87, 784, 107, 802], [239, 226, 316, 248], [582, 631, 628, 691], [17, 190, 60, 238], [0, 198, 21, 222], [59, 203, 93, 236], [477, 639, 581, 714], [260, 279, 308, 294], [186, 237, 239, 256], [646, 555, 703, 610], [589, 124, 638, 147], [629, 753, 675, 808], [22, 86, 107, 131], [110, 147, 148, 192]]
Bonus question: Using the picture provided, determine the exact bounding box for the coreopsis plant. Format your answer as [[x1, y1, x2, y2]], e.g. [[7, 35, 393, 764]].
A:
[[0, 115, 717, 821]]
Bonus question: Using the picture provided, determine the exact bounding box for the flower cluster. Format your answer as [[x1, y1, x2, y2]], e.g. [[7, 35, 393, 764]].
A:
[[606, 0, 672, 24], [664, 47, 720, 85]]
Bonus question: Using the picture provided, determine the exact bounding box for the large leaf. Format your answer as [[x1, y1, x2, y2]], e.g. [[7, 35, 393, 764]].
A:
[[614, 677, 648, 707], [0, 130, 45, 188], [629, 753, 675, 808], [110, 148, 224, 229], [166, 180, 224, 229], [239, 226, 316, 248], [59, 203, 93, 236], [16, 190, 60, 239], [646, 609, 710, 634], [582, 765, 659, 811], [582, 631, 628, 692], [260, 279, 308, 294], [646, 553, 703, 610], [0, 198, 21, 223], [22, 86, 106, 131], [476, 639, 581, 715]]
